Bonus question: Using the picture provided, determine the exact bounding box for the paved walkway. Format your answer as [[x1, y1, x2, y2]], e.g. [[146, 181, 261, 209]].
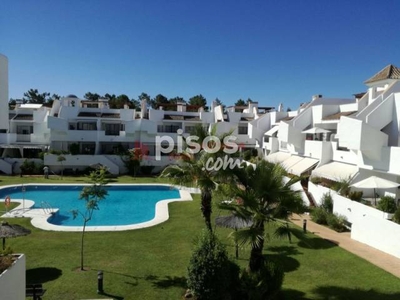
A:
[[290, 214, 400, 278]]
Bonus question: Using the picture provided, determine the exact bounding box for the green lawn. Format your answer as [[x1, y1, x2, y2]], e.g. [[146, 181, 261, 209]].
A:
[[1, 175, 400, 300]]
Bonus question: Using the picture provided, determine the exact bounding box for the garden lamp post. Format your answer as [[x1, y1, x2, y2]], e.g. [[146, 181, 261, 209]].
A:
[[97, 270, 104, 294]]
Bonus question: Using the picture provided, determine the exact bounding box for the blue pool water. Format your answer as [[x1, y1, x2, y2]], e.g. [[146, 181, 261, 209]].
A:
[[0, 185, 180, 226]]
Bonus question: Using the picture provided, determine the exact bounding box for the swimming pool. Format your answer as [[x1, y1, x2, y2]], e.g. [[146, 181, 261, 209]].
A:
[[0, 184, 191, 231]]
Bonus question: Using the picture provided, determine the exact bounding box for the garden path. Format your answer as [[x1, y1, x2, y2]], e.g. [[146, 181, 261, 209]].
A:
[[291, 214, 400, 278]]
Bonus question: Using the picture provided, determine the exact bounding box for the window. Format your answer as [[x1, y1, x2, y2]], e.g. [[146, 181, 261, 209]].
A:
[[238, 126, 248, 135], [157, 125, 181, 133], [104, 123, 123, 136], [17, 126, 33, 135], [77, 122, 97, 130]]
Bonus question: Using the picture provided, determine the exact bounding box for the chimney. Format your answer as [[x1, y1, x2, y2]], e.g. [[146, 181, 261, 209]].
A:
[[140, 98, 148, 119], [177, 101, 186, 112], [312, 94, 322, 101]]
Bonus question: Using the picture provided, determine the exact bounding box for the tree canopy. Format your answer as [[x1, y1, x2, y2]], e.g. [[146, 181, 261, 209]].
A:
[[234, 99, 246, 106], [189, 94, 207, 107], [83, 92, 101, 101], [23, 89, 59, 104], [150, 94, 169, 109]]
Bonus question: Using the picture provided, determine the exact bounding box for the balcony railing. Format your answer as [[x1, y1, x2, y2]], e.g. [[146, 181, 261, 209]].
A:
[[16, 134, 31, 142]]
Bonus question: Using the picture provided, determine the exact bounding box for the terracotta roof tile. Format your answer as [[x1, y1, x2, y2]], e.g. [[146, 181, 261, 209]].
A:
[[322, 111, 357, 120], [77, 112, 120, 118], [164, 114, 184, 120], [184, 116, 200, 121], [364, 64, 400, 84], [280, 116, 294, 122], [13, 114, 33, 121]]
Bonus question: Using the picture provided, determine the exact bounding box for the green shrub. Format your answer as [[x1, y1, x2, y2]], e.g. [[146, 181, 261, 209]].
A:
[[332, 178, 351, 197], [310, 207, 328, 225], [377, 196, 397, 213], [349, 191, 363, 202], [20, 159, 36, 175], [0, 246, 14, 274], [38, 151, 45, 160], [327, 214, 348, 232], [0, 246, 13, 256], [49, 149, 69, 155], [243, 150, 253, 161], [321, 193, 333, 213], [187, 230, 239, 300], [140, 166, 155, 175], [0, 255, 13, 274], [310, 177, 322, 185], [392, 207, 400, 224], [239, 261, 284, 300]]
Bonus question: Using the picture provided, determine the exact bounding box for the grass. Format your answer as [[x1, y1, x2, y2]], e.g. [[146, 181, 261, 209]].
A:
[[1, 175, 400, 299]]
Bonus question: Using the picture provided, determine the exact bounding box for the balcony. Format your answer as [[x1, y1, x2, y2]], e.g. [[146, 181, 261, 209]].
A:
[[16, 134, 31, 142]]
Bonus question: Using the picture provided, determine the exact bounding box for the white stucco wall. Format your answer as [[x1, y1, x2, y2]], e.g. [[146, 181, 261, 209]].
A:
[[331, 144, 358, 165], [351, 215, 400, 259], [292, 106, 312, 129], [308, 182, 334, 206], [304, 141, 333, 162], [309, 183, 400, 259], [0, 254, 26, 300], [365, 93, 393, 130]]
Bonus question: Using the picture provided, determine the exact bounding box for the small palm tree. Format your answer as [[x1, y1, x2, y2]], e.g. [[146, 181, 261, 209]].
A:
[[72, 168, 109, 270], [161, 125, 236, 231], [220, 160, 306, 272]]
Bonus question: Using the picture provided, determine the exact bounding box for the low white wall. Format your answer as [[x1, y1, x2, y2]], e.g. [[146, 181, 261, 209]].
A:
[[0, 254, 26, 300], [308, 182, 335, 206], [332, 193, 391, 223], [309, 183, 400, 259], [351, 215, 400, 259], [290, 181, 309, 206]]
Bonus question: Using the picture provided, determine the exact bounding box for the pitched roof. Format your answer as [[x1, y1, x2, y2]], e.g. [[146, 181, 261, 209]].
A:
[[364, 64, 400, 84]]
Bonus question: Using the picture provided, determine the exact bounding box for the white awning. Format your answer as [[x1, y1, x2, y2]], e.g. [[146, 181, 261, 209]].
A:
[[0, 145, 20, 149], [19, 104, 43, 109], [266, 151, 291, 164], [281, 156, 303, 170], [289, 157, 319, 176], [312, 161, 358, 181], [265, 126, 279, 136], [22, 145, 46, 149]]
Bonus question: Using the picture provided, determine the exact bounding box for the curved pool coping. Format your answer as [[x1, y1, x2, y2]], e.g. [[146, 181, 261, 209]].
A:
[[0, 183, 195, 232]]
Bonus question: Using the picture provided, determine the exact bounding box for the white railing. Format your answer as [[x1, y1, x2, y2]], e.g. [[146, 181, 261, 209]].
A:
[[16, 134, 31, 142]]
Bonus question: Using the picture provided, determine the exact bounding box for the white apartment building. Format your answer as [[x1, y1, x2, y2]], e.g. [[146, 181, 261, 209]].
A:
[[0, 54, 273, 174], [262, 64, 400, 199], [2, 50, 400, 190]]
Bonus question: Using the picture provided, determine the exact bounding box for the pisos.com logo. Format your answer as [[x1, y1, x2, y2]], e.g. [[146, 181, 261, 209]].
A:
[[155, 129, 245, 171]]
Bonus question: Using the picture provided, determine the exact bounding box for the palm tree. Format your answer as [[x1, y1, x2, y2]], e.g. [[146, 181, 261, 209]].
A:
[[219, 160, 305, 272], [161, 125, 236, 231]]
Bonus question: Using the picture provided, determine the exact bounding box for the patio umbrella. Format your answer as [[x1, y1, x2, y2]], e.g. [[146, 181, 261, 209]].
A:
[[0, 221, 31, 250], [215, 214, 253, 259], [301, 127, 331, 134], [215, 214, 253, 230], [350, 176, 399, 205]]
